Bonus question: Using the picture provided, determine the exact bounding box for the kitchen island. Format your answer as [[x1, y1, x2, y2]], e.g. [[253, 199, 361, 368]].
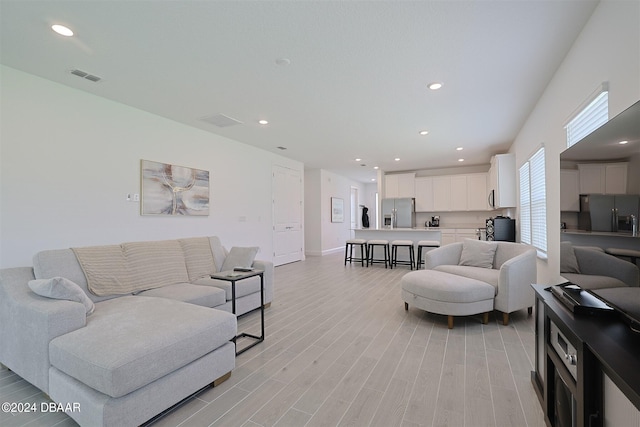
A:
[[354, 227, 442, 244], [353, 226, 484, 264], [561, 229, 640, 252]]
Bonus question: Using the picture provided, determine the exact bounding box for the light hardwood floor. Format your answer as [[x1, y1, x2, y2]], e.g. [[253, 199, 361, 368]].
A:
[[1, 252, 545, 427]]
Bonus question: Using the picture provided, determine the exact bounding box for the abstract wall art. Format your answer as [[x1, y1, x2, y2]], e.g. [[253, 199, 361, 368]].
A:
[[331, 197, 344, 223], [141, 159, 209, 216]]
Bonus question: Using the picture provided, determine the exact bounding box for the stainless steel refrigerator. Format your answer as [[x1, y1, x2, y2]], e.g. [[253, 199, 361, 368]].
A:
[[579, 194, 640, 232], [381, 198, 415, 228]]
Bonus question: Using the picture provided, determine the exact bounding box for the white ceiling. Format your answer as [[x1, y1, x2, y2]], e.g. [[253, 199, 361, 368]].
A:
[[0, 0, 600, 183]]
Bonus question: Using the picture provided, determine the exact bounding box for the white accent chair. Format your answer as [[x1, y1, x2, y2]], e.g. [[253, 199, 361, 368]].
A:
[[423, 240, 537, 325]]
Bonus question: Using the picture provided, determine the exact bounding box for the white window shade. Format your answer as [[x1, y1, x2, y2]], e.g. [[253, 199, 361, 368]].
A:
[[519, 164, 531, 245], [529, 147, 546, 253], [519, 146, 546, 253], [566, 89, 608, 147]]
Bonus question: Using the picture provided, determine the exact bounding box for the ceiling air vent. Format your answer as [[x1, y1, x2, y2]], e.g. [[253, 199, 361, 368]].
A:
[[70, 69, 102, 83], [199, 113, 243, 128]]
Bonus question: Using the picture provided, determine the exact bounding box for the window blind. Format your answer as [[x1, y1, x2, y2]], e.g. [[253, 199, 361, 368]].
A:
[[566, 90, 608, 147], [519, 163, 531, 246], [519, 146, 546, 253], [529, 147, 546, 253]]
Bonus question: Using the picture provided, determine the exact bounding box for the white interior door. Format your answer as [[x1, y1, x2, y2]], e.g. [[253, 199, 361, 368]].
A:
[[273, 165, 302, 266]]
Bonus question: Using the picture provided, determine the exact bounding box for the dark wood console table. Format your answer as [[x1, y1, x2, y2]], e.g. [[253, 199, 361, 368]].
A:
[[532, 284, 640, 426]]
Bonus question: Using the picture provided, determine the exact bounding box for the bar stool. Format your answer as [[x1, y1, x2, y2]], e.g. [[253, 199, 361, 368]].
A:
[[344, 239, 368, 267], [367, 239, 391, 268], [416, 240, 441, 269], [391, 240, 415, 270]]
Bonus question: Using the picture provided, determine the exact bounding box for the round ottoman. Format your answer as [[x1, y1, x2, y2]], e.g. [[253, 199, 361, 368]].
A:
[[401, 270, 495, 329]]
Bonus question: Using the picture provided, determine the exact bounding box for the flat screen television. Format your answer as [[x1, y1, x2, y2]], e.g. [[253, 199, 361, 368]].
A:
[[591, 287, 640, 333]]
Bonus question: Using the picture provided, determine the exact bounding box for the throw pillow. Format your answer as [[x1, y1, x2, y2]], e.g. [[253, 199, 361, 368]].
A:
[[28, 277, 95, 315], [458, 239, 498, 269], [220, 246, 259, 272], [560, 241, 581, 273]]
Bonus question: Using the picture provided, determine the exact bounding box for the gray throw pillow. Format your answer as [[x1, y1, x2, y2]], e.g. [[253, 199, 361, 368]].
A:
[[560, 241, 581, 273], [28, 277, 95, 315], [220, 246, 259, 272], [458, 239, 498, 269]]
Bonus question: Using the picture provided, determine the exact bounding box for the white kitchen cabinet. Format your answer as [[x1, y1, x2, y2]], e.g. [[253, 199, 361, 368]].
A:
[[385, 173, 416, 198], [467, 173, 489, 211], [605, 163, 628, 194], [415, 173, 488, 212], [450, 175, 468, 211], [432, 176, 451, 211], [414, 177, 434, 212], [455, 229, 479, 242], [488, 153, 516, 208], [440, 230, 456, 246], [578, 162, 628, 194], [560, 169, 580, 211]]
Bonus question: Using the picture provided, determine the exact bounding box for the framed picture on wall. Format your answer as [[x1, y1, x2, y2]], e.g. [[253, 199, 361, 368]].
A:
[[331, 197, 344, 223], [141, 159, 210, 216]]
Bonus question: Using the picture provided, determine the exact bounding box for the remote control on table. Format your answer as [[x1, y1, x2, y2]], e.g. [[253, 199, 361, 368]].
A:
[[233, 267, 254, 272]]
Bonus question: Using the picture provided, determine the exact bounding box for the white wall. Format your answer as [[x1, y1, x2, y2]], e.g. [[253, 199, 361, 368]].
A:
[[510, 0, 640, 284], [304, 169, 322, 256], [304, 168, 366, 256], [0, 66, 303, 268]]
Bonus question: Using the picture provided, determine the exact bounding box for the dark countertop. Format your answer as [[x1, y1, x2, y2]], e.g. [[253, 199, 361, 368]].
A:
[[562, 229, 639, 238], [533, 284, 640, 411]]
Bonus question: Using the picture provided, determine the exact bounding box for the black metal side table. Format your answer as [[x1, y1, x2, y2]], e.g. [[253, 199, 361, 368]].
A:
[[211, 269, 264, 355]]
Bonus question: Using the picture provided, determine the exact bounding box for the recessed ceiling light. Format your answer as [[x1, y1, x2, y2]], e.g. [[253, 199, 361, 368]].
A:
[[419, 130, 429, 135], [373, 166, 379, 170], [458, 158, 465, 162], [258, 120, 269, 125], [619, 140, 629, 145], [371, 178, 376, 182], [395, 158, 400, 161], [355, 158, 361, 162], [52, 24, 73, 37], [456, 147, 463, 151], [428, 82, 443, 90]]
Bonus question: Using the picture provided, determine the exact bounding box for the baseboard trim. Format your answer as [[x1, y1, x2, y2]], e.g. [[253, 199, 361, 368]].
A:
[[305, 247, 344, 257]]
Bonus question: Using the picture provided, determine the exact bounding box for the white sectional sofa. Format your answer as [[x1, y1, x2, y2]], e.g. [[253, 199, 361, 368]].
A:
[[0, 236, 273, 427]]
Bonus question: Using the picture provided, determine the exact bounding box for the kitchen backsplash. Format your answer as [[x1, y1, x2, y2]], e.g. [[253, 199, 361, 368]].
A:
[[415, 210, 511, 228]]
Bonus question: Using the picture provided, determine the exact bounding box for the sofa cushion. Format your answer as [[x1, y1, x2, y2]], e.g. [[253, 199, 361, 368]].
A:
[[72, 245, 131, 296], [28, 277, 95, 315], [72, 240, 190, 296], [209, 237, 227, 273], [136, 283, 226, 308], [193, 276, 262, 301], [561, 273, 626, 290], [122, 240, 189, 291], [220, 246, 259, 272], [434, 265, 500, 291], [49, 296, 236, 398], [179, 237, 216, 281], [458, 239, 497, 269], [402, 270, 495, 303], [34, 249, 119, 303], [560, 242, 581, 274]]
